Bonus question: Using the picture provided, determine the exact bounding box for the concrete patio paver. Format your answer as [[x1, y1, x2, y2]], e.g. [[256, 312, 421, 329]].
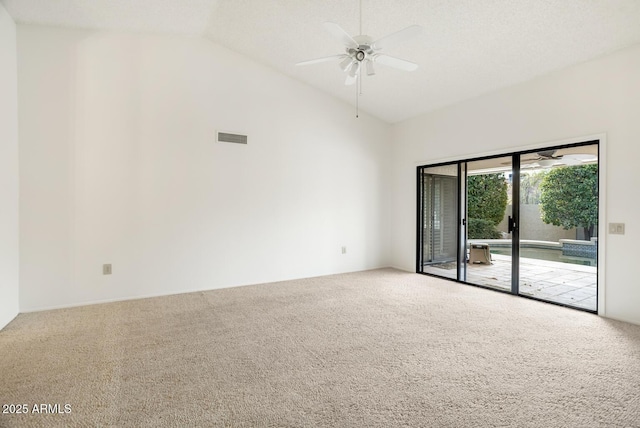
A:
[[423, 254, 597, 311]]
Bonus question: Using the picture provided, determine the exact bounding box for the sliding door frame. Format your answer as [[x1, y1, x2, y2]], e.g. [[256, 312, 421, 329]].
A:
[[511, 154, 520, 295], [416, 164, 463, 274], [416, 137, 603, 315]]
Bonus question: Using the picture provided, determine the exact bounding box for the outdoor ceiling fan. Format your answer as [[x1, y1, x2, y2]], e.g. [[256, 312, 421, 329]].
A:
[[296, 16, 422, 85], [536, 150, 573, 164], [529, 150, 596, 167], [504, 150, 597, 169]]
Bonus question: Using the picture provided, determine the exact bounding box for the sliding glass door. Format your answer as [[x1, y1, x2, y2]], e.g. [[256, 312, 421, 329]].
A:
[[516, 144, 598, 311], [464, 156, 513, 292], [418, 165, 460, 280], [417, 141, 599, 313]]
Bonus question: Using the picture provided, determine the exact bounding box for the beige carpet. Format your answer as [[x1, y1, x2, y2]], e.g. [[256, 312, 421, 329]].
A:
[[1, 268, 639, 427]]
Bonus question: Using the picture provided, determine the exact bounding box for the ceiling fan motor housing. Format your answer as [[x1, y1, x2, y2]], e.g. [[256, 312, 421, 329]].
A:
[[350, 35, 375, 62], [347, 46, 373, 62]]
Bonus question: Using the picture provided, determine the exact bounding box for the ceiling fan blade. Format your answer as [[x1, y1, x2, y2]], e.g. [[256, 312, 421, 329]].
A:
[[324, 22, 359, 49], [372, 25, 422, 51], [365, 59, 375, 76], [562, 154, 597, 162], [348, 61, 361, 78], [374, 54, 418, 71], [340, 56, 355, 71], [537, 150, 557, 158], [520, 155, 539, 163], [559, 158, 581, 166], [296, 54, 348, 66], [521, 162, 539, 170], [345, 62, 360, 85], [515, 158, 536, 165]]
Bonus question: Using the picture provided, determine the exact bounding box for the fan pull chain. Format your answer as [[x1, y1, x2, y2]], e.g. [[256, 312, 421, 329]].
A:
[[355, 81, 359, 118], [356, 63, 362, 118]]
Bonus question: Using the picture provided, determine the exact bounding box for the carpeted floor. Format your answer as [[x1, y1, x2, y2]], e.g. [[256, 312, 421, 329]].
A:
[[1, 268, 639, 427]]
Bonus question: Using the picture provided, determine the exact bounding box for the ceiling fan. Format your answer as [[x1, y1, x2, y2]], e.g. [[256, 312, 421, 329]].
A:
[[296, 21, 422, 86], [521, 150, 597, 167]]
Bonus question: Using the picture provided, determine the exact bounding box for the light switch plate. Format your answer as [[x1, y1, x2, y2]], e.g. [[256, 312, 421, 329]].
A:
[[103, 264, 112, 275], [608, 223, 625, 235]]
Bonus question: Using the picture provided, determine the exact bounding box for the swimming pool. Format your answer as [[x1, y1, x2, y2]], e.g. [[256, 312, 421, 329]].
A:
[[490, 246, 596, 266]]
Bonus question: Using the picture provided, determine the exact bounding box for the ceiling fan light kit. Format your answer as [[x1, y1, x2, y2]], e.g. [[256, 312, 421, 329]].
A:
[[537, 159, 556, 168], [295, 1, 422, 118], [339, 55, 353, 71], [297, 21, 422, 86]]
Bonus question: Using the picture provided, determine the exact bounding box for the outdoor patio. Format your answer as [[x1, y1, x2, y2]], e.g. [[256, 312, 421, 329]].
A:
[[425, 254, 597, 311]]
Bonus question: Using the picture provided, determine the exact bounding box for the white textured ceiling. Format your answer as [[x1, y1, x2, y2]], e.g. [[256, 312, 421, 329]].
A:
[[4, 0, 640, 123]]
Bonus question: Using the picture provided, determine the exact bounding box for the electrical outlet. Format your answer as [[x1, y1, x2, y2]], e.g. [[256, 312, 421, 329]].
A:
[[103, 264, 112, 275], [608, 223, 625, 235], [341, 246, 347, 254]]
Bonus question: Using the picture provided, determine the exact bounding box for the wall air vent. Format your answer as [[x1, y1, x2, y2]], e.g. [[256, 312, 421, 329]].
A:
[[217, 131, 247, 145]]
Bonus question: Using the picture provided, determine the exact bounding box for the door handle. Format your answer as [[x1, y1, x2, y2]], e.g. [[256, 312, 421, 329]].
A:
[[508, 216, 516, 233]]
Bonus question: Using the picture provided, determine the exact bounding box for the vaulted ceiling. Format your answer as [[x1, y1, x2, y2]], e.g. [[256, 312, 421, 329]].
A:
[[4, 0, 640, 123]]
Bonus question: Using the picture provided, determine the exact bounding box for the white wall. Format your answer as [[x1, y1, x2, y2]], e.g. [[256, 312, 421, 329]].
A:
[[391, 44, 640, 325], [0, 4, 20, 329], [17, 25, 391, 312]]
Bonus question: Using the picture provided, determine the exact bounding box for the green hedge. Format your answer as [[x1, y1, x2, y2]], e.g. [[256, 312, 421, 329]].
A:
[[468, 218, 502, 239]]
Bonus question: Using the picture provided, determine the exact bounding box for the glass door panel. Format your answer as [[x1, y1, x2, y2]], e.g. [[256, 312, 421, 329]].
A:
[[465, 156, 513, 292], [517, 144, 598, 311], [419, 164, 459, 280]]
